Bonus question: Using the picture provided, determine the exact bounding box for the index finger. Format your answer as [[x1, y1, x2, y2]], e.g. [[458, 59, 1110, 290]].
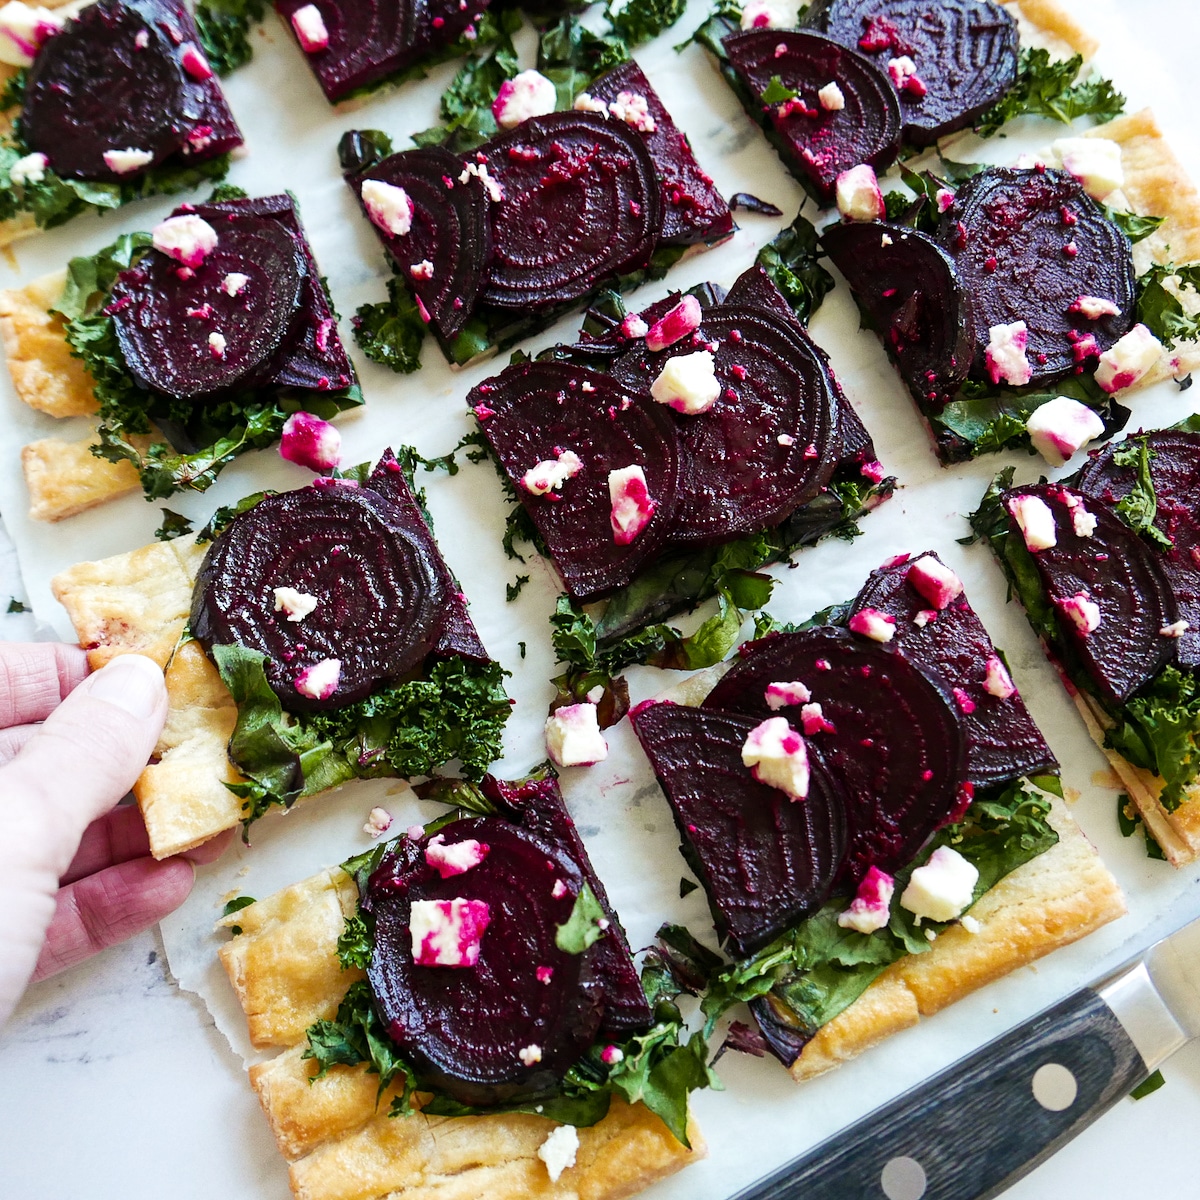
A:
[[0, 643, 89, 730]]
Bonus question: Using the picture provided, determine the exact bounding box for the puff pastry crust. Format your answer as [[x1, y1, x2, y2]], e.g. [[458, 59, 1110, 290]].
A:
[[218, 868, 704, 1200]]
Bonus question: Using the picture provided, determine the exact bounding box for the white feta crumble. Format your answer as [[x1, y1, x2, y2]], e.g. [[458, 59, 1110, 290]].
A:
[[272, 586, 318, 622], [1025, 395, 1105, 466], [741, 717, 809, 801], [208, 330, 227, 358], [152, 213, 219, 268], [290, 3, 329, 52], [608, 91, 656, 133], [1161, 620, 1190, 639], [765, 680, 811, 710], [835, 163, 884, 223], [545, 703, 608, 767], [900, 846, 979, 923], [960, 914, 982, 934], [361, 179, 414, 237], [102, 148, 155, 175], [1055, 590, 1102, 637], [363, 807, 392, 837], [521, 449, 582, 496], [1052, 136, 1124, 201], [848, 607, 896, 643], [1094, 323, 1164, 393], [222, 272, 249, 297], [983, 655, 1016, 700], [537, 1124, 579, 1183], [985, 321, 1033, 387], [518, 1044, 543, 1066], [608, 464, 656, 543], [817, 81, 845, 111], [1071, 294, 1121, 320], [573, 92, 609, 116], [459, 160, 504, 203], [1009, 494, 1057, 552], [906, 557, 962, 611], [491, 69, 557, 130], [837, 866, 894, 935], [1062, 492, 1097, 538], [8, 150, 46, 186], [409, 897, 491, 967], [649, 349, 720, 414], [410, 259, 434, 280], [425, 834, 489, 878], [294, 657, 341, 700], [0, 1, 63, 68]]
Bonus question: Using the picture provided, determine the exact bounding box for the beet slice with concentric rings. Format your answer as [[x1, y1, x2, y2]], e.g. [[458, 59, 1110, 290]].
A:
[[349, 145, 492, 343], [632, 702, 847, 957], [822, 220, 971, 412], [851, 551, 1057, 788], [703, 627, 967, 882], [111, 214, 306, 403], [722, 28, 901, 204], [609, 304, 841, 545], [481, 111, 662, 312], [1002, 483, 1178, 707], [191, 479, 445, 712], [938, 167, 1136, 387], [366, 819, 605, 1105], [813, 0, 1020, 145], [1077, 430, 1200, 670], [472, 359, 680, 603]]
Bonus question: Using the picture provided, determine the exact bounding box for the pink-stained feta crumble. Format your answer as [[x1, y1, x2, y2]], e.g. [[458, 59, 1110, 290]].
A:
[[1025, 396, 1105, 466], [1094, 323, 1164, 394], [363, 807, 392, 837], [409, 897, 491, 968], [522, 449, 583, 496], [551, 879, 568, 900], [1161, 620, 1190, 639], [492, 70, 557, 130], [1054, 590, 1102, 637], [152, 213, 218, 268], [913, 609, 938, 628], [103, 148, 154, 175], [280, 411, 342, 472], [764, 680, 811, 710], [180, 43, 213, 80], [290, 3, 329, 52], [906, 557, 963, 611], [0, 3, 64, 67], [645, 294, 702, 352], [860, 459, 885, 484], [222, 272, 249, 297], [835, 163, 884, 223], [740, 0, 791, 28], [1008, 494, 1057, 552], [848, 607, 896, 643], [1070, 294, 1121, 320], [295, 657, 341, 700], [600, 1044, 625, 1065], [545, 703, 608, 767], [741, 717, 809, 801], [425, 834, 490, 878], [836, 866, 894, 934], [935, 187, 955, 213], [536, 965, 554, 984], [407, 824, 425, 841], [952, 687, 976, 714], [608, 91, 656, 133], [459, 160, 504, 202], [983, 655, 1016, 699], [620, 312, 649, 339], [800, 702, 836, 735], [208, 330, 226, 358], [608, 465, 657, 544], [985, 321, 1032, 387], [886, 55, 926, 96], [410, 259, 434, 280], [361, 178, 414, 237]]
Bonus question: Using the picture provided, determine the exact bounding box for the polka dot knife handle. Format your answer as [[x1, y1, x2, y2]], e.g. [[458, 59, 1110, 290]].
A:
[[736, 983, 1169, 1200]]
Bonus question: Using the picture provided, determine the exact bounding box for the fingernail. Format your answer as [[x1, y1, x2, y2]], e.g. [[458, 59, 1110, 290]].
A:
[[86, 655, 165, 719]]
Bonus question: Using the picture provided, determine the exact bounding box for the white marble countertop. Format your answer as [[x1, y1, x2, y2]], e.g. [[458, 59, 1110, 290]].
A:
[[4, 2, 1200, 1196]]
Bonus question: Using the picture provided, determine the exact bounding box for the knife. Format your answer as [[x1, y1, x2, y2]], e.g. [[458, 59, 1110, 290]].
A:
[[733, 916, 1200, 1200]]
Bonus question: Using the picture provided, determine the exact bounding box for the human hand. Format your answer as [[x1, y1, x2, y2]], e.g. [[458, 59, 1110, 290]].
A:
[[0, 643, 229, 1026]]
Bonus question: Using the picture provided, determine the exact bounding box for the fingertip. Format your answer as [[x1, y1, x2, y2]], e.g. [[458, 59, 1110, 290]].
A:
[[179, 828, 235, 867]]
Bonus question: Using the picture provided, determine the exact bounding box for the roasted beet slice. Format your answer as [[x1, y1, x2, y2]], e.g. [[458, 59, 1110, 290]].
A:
[[939, 168, 1136, 387], [609, 305, 841, 544], [584, 59, 733, 247], [348, 145, 492, 343], [1003, 484, 1179, 706], [1078, 430, 1200, 670], [191, 476, 447, 712], [482, 111, 662, 312], [111, 214, 306, 404], [366, 820, 604, 1105], [851, 552, 1057, 788], [472, 360, 680, 602], [632, 703, 846, 957], [23, 0, 240, 181], [822, 220, 971, 411], [812, 0, 1019, 145], [722, 29, 901, 204], [481, 773, 652, 1036], [703, 628, 967, 881]]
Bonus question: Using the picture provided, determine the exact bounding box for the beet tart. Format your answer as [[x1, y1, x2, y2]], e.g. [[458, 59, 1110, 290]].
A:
[[0, 189, 361, 522], [50, 450, 510, 858], [971, 421, 1200, 866], [631, 550, 1123, 1079], [218, 770, 710, 1200]]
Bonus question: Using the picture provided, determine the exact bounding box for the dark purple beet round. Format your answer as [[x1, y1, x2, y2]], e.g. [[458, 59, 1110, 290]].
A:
[[609, 305, 841, 545], [351, 145, 492, 342], [366, 820, 605, 1105], [813, 0, 1019, 145], [821, 220, 971, 411], [703, 627, 967, 882], [1003, 483, 1178, 706], [111, 215, 306, 403], [472, 360, 680, 603], [632, 702, 847, 957], [938, 167, 1136, 387], [481, 111, 662, 311], [1077, 430, 1200, 670], [722, 28, 901, 204], [190, 482, 446, 712], [851, 551, 1058, 788]]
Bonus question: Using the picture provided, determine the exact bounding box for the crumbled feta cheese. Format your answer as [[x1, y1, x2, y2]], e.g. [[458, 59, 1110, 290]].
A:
[[222, 272, 249, 297], [837, 866, 894, 934], [573, 92, 609, 116], [645, 294, 702, 352], [983, 655, 1016, 700], [900, 846, 978, 923], [180, 43, 213, 80], [410, 259, 434, 280], [459, 160, 504, 202], [1008, 494, 1057, 552], [778, 433, 796, 446], [935, 187, 955, 213], [886, 55, 926, 96], [913, 609, 937, 628], [985, 321, 1033, 387], [906, 557, 962, 611], [152, 213, 219, 268], [208, 330, 227, 358], [290, 3, 329, 52], [835, 163, 884, 222], [1070, 294, 1121, 320], [518, 1043, 543, 1066], [361, 179, 414, 237], [522, 449, 582, 496], [492, 69, 557, 130], [102, 148, 154, 175], [848, 607, 896, 643], [1094, 323, 1164, 393], [765, 680, 810, 710], [1060, 491, 1096, 538], [409, 897, 491, 967], [960, 914, 981, 934], [739, 0, 796, 28], [1055, 590, 1101, 637], [741, 717, 809, 801], [800, 702, 835, 735], [608, 91, 656, 133], [294, 657, 341, 701], [600, 1044, 624, 1065], [1161, 620, 1190, 638], [551, 879, 568, 900], [273, 586, 318, 622], [650, 350, 720, 414], [425, 834, 490, 878], [537, 965, 554, 984], [545, 703, 608, 767], [880, 233, 893, 246], [8, 150, 46, 186], [818, 81, 845, 110], [1025, 395, 1105, 466], [537, 1124, 579, 1183], [363, 807, 392, 837], [1052, 136, 1124, 201], [608, 464, 656, 543], [280, 411, 342, 472], [0, 2, 63, 68], [620, 313, 649, 339]]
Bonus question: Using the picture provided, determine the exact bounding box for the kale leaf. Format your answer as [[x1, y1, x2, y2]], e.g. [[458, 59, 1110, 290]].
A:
[[754, 209, 834, 324], [154, 509, 194, 542], [354, 277, 427, 372], [1106, 208, 1165, 245], [555, 884, 608, 954], [605, 0, 688, 46], [195, 0, 266, 76], [1135, 261, 1200, 347], [1112, 437, 1172, 548]]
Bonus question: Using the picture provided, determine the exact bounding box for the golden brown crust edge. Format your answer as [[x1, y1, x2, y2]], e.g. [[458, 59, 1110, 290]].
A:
[[1002, 0, 1100, 60]]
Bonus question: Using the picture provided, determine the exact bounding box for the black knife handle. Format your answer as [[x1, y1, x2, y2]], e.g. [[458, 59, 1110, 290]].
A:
[[735, 988, 1148, 1200]]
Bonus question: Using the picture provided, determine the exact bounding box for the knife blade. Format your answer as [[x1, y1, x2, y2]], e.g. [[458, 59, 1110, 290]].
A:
[[731, 915, 1200, 1200]]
